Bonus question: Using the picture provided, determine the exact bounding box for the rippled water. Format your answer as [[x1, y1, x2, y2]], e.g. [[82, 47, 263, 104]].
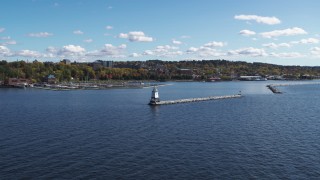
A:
[[1, 81, 320, 179]]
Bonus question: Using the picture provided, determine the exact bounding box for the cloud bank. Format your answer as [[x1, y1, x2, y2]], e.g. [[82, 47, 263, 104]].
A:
[[239, 30, 256, 36], [119, 31, 153, 42], [260, 27, 307, 38], [28, 32, 53, 38], [234, 15, 281, 25]]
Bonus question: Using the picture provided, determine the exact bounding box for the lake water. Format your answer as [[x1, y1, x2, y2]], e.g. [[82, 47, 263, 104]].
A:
[[1, 81, 320, 179]]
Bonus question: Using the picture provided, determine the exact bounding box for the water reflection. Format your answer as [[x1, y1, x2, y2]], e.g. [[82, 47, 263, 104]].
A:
[[149, 105, 161, 118]]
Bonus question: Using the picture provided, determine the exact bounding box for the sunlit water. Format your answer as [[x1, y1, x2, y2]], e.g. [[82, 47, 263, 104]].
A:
[[1, 81, 320, 179]]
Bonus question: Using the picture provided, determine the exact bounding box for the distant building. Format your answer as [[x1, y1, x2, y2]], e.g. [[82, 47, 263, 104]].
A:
[[267, 75, 284, 80], [46, 74, 57, 84], [7, 78, 31, 86], [92, 60, 113, 70], [61, 59, 71, 65], [239, 76, 267, 81]]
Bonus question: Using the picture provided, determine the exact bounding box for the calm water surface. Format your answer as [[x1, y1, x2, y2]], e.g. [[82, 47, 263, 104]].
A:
[[1, 81, 320, 179]]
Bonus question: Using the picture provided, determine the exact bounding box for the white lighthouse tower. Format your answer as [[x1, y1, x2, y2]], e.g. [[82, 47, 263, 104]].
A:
[[149, 86, 160, 105]]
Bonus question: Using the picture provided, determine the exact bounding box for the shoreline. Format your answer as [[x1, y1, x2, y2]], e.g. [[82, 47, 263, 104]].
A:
[[1, 79, 320, 91]]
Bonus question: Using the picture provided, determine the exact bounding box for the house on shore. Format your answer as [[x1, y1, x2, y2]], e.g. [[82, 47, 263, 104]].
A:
[[46, 74, 57, 84], [7, 78, 31, 87]]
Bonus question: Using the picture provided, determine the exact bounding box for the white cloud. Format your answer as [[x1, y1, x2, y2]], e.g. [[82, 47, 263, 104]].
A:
[[105, 26, 113, 30], [291, 38, 319, 44], [128, 31, 153, 42], [234, 14, 281, 25], [186, 48, 218, 57], [28, 32, 53, 37], [58, 45, 86, 56], [239, 29, 256, 36], [44, 46, 57, 58], [269, 52, 304, 58], [46, 46, 57, 53], [101, 44, 126, 55], [311, 47, 320, 56], [204, 41, 225, 48], [1, 47, 44, 58], [0, 36, 17, 46], [198, 48, 224, 57], [15, 50, 42, 58], [263, 38, 318, 49], [118, 31, 153, 42], [83, 38, 93, 43], [262, 42, 291, 49], [1, 40, 17, 46], [143, 50, 154, 56], [73, 30, 84, 35], [260, 27, 307, 38], [172, 40, 182, 45], [130, 35, 153, 42], [278, 43, 291, 47], [163, 51, 183, 57], [141, 45, 182, 57], [130, 53, 141, 57], [118, 33, 128, 38], [0, 45, 11, 56], [228, 47, 267, 57], [86, 44, 126, 57], [42, 53, 56, 58], [186, 41, 226, 57], [0, 28, 5, 33], [155, 45, 179, 51], [186, 47, 198, 53]]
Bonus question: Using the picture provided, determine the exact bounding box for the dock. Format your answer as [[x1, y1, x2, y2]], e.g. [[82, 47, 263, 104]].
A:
[[149, 94, 242, 105]]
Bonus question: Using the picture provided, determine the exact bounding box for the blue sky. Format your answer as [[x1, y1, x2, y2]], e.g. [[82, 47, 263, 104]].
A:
[[1, 0, 320, 65]]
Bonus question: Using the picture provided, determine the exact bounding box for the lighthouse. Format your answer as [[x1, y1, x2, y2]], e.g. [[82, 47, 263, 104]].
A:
[[149, 86, 160, 105]]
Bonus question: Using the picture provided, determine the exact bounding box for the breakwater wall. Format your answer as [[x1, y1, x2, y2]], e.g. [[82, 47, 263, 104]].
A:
[[149, 94, 242, 105], [266, 85, 282, 94], [269, 82, 320, 87], [266, 81, 320, 94]]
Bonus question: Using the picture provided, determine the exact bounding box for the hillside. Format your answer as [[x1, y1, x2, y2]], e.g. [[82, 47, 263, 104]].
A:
[[1, 59, 320, 82]]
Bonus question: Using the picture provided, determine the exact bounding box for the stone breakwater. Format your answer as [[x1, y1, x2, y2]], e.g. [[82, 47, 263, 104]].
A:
[[266, 81, 320, 94], [266, 85, 282, 94], [149, 94, 242, 105]]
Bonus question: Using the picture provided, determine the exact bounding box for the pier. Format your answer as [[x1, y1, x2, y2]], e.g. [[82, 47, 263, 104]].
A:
[[149, 95, 242, 105], [148, 86, 242, 105]]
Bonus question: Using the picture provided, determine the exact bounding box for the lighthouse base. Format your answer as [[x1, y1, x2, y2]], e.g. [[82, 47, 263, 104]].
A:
[[149, 98, 160, 105]]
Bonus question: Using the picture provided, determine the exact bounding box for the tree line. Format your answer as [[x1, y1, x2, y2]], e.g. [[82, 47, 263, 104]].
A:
[[1, 59, 320, 83]]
